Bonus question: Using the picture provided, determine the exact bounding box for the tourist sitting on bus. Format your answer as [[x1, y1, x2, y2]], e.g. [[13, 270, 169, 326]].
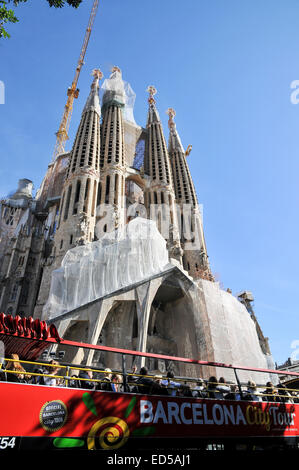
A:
[[42, 360, 61, 387], [178, 383, 193, 398], [224, 384, 242, 401], [5, 354, 31, 383], [111, 373, 123, 392], [69, 374, 80, 388], [78, 368, 95, 390], [243, 381, 262, 402], [262, 382, 278, 402], [151, 374, 169, 396], [206, 376, 224, 399], [130, 367, 157, 395], [192, 379, 207, 398], [99, 368, 114, 392], [161, 371, 181, 396], [216, 377, 231, 394], [31, 366, 45, 385]]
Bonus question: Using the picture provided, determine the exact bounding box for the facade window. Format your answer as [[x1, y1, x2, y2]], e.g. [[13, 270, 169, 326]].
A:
[[10, 283, 18, 302], [105, 175, 110, 204], [73, 180, 81, 215], [114, 174, 119, 205], [19, 280, 29, 305], [97, 181, 102, 206], [4, 207, 16, 226], [83, 179, 90, 212], [28, 257, 35, 267], [70, 234, 73, 245], [60, 239, 63, 249], [58, 192, 65, 227], [64, 185, 72, 220], [18, 256, 25, 266], [91, 180, 97, 217]]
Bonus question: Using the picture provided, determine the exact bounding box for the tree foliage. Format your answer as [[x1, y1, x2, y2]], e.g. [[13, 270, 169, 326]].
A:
[[0, 0, 83, 38]]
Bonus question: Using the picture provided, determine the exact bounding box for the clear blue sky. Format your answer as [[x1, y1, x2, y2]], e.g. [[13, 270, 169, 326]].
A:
[[1, 0, 298, 366]]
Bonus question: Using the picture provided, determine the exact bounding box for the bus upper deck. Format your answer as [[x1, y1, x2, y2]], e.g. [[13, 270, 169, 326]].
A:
[[1, 313, 299, 452]]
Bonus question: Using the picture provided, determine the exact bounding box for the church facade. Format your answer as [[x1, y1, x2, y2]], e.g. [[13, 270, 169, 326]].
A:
[[0, 67, 272, 381]]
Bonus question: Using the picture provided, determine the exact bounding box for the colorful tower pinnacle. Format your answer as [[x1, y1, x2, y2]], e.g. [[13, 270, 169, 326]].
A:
[[144, 86, 183, 263], [167, 107, 212, 280]]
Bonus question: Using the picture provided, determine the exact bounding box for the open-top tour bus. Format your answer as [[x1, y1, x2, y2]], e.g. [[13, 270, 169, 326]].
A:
[[0, 313, 299, 452]]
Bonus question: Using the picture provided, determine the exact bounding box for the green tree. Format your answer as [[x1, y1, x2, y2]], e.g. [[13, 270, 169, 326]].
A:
[[0, 0, 83, 38]]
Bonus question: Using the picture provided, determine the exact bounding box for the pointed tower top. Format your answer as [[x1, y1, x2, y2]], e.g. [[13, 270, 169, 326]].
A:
[[82, 68, 103, 116], [166, 107, 176, 129], [147, 85, 157, 105], [166, 107, 185, 153], [111, 65, 122, 75], [146, 85, 160, 125], [92, 68, 103, 81]]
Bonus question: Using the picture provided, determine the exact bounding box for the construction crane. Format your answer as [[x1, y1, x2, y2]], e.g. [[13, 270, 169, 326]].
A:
[[52, 0, 99, 161]]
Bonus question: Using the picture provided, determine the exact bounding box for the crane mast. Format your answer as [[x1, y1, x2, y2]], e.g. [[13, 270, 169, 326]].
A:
[[52, 0, 99, 161]]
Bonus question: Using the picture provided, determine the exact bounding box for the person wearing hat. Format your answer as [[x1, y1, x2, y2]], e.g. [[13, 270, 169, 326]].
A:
[[100, 367, 113, 391], [244, 381, 262, 402]]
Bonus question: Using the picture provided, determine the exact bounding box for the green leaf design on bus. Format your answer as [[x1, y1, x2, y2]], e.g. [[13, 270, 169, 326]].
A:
[[53, 438, 85, 448], [82, 392, 98, 416], [124, 396, 137, 418]]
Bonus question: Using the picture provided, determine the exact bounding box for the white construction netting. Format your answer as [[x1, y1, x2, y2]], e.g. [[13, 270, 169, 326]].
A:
[[44, 218, 169, 319], [197, 280, 277, 384], [101, 68, 136, 124]]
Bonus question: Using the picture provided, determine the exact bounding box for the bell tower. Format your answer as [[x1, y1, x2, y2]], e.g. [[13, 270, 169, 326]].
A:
[[144, 86, 183, 263], [54, 68, 103, 256], [167, 107, 212, 280], [96, 66, 127, 235]]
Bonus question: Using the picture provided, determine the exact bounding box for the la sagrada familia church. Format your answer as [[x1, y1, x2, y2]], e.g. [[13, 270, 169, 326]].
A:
[[0, 66, 273, 381]]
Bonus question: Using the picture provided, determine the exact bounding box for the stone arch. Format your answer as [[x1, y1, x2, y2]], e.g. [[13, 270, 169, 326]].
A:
[[92, 300, 136, 370], [60, 319, 89, 365], [145, 277, 202, 378]]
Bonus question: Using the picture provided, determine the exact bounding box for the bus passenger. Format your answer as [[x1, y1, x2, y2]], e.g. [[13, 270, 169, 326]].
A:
[[78, 368, 94, 390], [100, 368, 114, 391], [111, 374, 122, 392], [207, 376, 224, 400], [5, 354, 31, 383], [262, 382, 278, 402], [43, 360, 61, 387], [243, 381, 262, 402]]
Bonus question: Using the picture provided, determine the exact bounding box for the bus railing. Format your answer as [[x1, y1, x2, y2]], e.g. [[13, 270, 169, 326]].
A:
[[1, 355, 299, 403]]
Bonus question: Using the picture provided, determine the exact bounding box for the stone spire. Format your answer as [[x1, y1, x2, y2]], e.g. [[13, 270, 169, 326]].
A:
[[166, 107, 197, 206], [82, 68, 102, 115], [55, 69, 103, 255], [144, 87, 183, 263], [97, 66, 126, 233], [167, 108, 212, 280], [145, 86, 172, 186], [146, 85, 161, 125]]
